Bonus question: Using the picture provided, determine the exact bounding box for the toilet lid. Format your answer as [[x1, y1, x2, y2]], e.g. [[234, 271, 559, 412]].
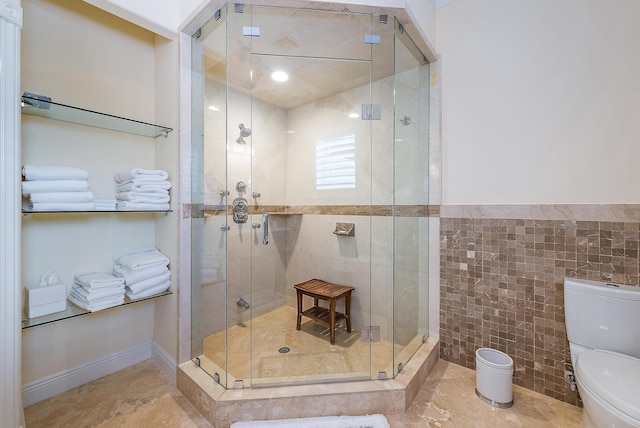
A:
[[576, 350, 640, 421]]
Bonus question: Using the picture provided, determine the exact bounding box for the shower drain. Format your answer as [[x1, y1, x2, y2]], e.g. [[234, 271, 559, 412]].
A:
[[278, 346, 291, 354]]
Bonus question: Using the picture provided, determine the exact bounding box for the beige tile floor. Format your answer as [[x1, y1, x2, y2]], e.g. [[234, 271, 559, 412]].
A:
[[24, 357, 582, 427]]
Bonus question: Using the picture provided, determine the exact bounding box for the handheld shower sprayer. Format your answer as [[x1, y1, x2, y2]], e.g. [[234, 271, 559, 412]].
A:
[[236, 123, 252, 144]]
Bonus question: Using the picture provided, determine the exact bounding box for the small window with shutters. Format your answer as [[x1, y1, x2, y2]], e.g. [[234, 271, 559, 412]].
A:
[[315, 135, 355, 190]]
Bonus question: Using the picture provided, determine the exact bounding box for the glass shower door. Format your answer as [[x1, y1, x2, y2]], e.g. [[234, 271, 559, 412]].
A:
[[244, 5, 377, 386], [190, 4, 232, 388], [391, 19, 430, 376]]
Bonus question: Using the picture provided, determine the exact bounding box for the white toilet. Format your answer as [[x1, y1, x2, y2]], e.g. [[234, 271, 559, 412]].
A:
[[564, 277, 640, 427]]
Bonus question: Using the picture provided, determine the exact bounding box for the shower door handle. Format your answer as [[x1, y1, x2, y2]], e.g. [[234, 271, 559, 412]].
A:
[[262, 213, 269, 245]]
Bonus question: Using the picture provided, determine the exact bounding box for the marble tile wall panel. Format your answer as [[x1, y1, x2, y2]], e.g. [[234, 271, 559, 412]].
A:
[[439, 217, 640, 405]]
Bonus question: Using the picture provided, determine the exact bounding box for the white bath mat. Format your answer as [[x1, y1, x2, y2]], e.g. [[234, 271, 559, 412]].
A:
[[230, 414, 390, 428]]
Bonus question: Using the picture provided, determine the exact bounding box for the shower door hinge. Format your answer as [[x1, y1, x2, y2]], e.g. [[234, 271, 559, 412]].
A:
[[243, 26, 260, 37], [361, 104, 381, 120], [364, 34, 380, 44]]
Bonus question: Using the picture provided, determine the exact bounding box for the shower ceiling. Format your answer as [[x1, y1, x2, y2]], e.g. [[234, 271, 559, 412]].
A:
[[202, 8, 424, 110]]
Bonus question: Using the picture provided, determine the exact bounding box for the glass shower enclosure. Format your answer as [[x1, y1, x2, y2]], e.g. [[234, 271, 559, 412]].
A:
[[189, 3, 430, 389]]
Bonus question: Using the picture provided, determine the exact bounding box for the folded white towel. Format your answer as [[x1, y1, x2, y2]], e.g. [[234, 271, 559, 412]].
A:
[[75, 272, 125, 289], [22, 164, 89, 181], [29, 191, 94, 203], [125, 271, 171, 294], [22, 180, 89, 195], [29, 202, 95, 211], [115, 180, 172, 192], [116, 191, 170, 203], [115, 248, 170, 271], [114, 169, 168, 183], [70, 284, 125, 302], [68, 294, 124, 312], [126, 280, 170, 300], [93, 198, 117, 211], [113, 264, 169, 285], [94, 198, 117, 205], [116, 201, 170, 211], [74, 283, 124, 294]]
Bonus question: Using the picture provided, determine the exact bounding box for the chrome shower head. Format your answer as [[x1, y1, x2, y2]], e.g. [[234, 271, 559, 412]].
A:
[[236, 123, 252, 144], [399, 115, 412, 126]]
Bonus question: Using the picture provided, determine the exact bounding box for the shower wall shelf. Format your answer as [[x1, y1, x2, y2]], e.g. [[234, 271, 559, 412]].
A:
[[21, 92, 173, 138], [21, 290, 172, 329]]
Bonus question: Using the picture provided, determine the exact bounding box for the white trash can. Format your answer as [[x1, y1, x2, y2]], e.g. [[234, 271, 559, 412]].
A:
[[475, 348, 514, 408]]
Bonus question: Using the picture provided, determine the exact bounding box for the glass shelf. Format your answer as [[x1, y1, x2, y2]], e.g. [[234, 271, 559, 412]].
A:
[[22, 290, 172, 329], [21, 92, 172, 138], [22, 209, 171, 216]]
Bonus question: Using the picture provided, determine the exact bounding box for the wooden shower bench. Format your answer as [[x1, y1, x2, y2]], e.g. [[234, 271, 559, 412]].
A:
[[294, 278, 354, 345]]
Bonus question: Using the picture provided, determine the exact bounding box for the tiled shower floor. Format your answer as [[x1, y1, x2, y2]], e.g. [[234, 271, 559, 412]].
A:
[[200, 306, 419, 387]]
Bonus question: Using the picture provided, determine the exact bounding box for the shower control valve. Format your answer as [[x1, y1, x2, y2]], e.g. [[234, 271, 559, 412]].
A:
[[232, 197, 249, 223], [252, 192, 261, 199]]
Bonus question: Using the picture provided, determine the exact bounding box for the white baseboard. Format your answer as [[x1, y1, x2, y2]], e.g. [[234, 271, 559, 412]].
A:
[[152, 341, 177, 385], [22, 341, 152, 407]]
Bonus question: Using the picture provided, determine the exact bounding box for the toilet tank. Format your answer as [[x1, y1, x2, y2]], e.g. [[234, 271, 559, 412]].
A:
[[564, 278, 640, 360]]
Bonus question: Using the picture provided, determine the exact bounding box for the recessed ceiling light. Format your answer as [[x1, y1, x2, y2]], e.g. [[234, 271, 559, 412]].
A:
[[208, 105, 219, 111], [348, 113, 359, 119], [271, 70, 289, 82]]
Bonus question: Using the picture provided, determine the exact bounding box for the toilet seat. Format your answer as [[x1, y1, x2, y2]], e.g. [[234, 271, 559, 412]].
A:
[[576, 349, 640, 422]]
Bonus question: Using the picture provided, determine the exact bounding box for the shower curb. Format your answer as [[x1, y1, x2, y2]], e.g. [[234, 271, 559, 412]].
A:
[[178, 338, 439, 427]]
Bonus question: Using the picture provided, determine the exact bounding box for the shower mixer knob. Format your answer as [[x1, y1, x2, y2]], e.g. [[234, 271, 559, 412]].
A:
[[234, 210, 248, 223]]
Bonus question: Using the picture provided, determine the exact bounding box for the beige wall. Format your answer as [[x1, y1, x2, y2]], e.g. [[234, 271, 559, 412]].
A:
[[152, 33, 181, 367], [406, 0, 436, 49], [436, 0, 640, 204]]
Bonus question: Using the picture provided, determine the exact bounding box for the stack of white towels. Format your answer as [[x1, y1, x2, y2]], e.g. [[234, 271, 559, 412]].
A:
[[68, 272, 125, 312], [113, 247, 171, 299], [114, 168, 171, 211], [21, 164, 95, 211]]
